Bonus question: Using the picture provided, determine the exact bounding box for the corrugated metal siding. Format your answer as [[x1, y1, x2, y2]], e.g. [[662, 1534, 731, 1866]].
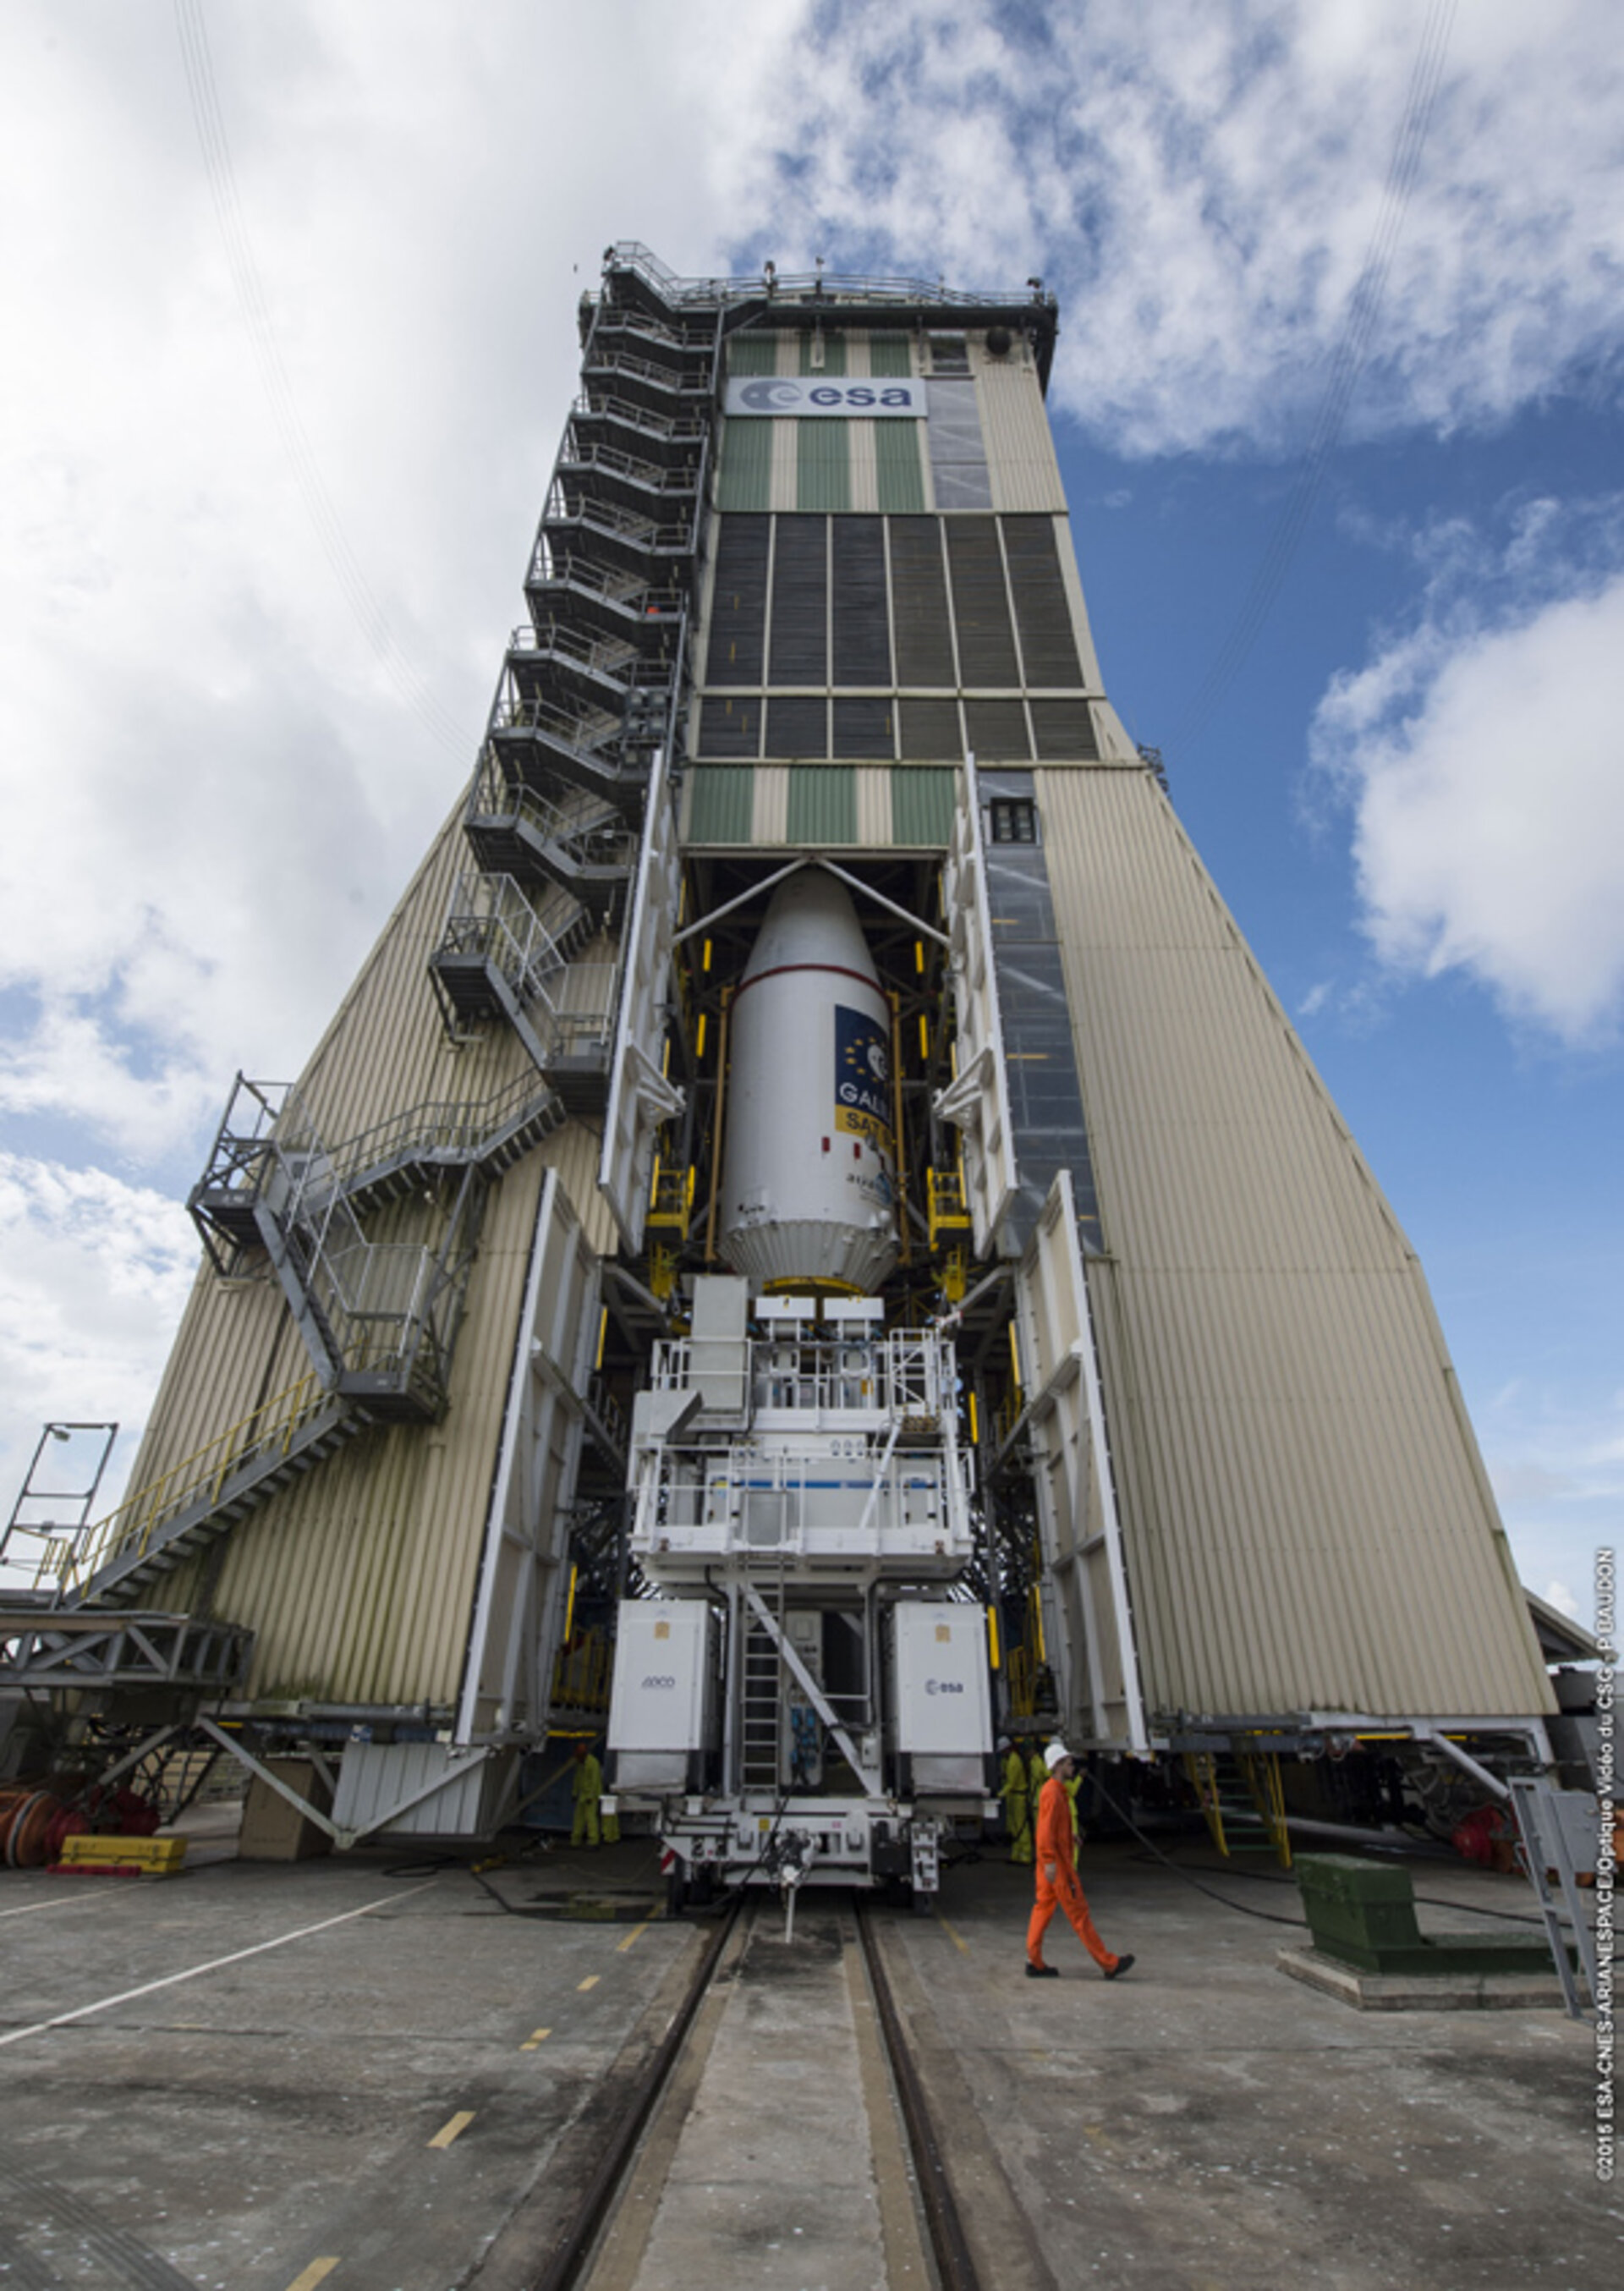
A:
[[848, 420, 879, 514], [765, 695, 828, 758], [799, 333, 848, 377], [770, 515, 828, 682], [867, 333, 913, 378], [854, 768, 892, 844], [797, 420, 851, 512], [831, 519, 890, 684], [874, 423, 926, 512], [687, 766, 757, 843], [964, 698, 1029, 760], [705, 515, 770, 685], [1003, 516, 1084, 687], [1037, 769, 1553, 1720], [771, 420, 799, 513], [727, 336, 778, 376], [698, 694, 760, 757], [754, 765, 788, 843], [892, 766, 957, 845], [979, 354, 1067, 512], [890, 518, 956, 685], [831, 697, 893, 760], [718, 419, 773, 511], [787, 766, 855, 844], [123, 788, 621, 1710], [946, 521, 1020, 684], [898, 698, 963, 758]]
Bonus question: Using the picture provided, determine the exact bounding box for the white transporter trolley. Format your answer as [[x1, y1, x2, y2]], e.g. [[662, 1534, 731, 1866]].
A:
[[606, 1277, 995, 1909]]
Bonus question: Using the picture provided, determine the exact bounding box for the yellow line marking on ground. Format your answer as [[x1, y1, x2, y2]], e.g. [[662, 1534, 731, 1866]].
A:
[[617, 1921, 650, 1952], [0, 1882, 440, 2053], [285, 2262, 340, 2290], [520, 2027, 551, 2049], [428, 2111, 475, 2149], [577, 1974, 600, 1992], [936, 1915, 971, 1954]]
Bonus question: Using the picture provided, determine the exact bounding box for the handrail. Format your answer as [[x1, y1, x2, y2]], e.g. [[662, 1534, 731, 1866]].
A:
[[466, 757, 635, 865], [558, 436, 700, 496], [602, 240, 1052, 311], [508, 620, 641, 679], [579, 344, 712, 395], [525, 552, 683, 614], [490, 691, 620, 750], [541, 484, 696, 554], [573, 392, 709, 442], [32, 1372, 336, 1597], [324, 1073, 557, 1192]]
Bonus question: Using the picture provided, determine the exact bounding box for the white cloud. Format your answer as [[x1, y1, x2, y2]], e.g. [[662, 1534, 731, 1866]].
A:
[[1312, 563, 1624, 1042], [757, 0, 1624, 454], [0, 1155, 200, 1561]]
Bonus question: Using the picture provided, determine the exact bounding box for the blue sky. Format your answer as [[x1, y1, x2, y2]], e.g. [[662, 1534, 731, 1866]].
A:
[[1, 0, 1619, 1627]]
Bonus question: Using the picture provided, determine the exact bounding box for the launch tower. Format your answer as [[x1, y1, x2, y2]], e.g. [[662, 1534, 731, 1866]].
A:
[[3, 247, 1554, 1891]]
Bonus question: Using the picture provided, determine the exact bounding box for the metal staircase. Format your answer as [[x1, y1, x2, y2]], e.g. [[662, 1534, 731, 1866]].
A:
[[431, 250, 714, 1111], [189, 1076, 553, 1420]]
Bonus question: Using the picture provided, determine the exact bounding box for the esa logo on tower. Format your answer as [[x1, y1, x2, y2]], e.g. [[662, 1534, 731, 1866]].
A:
[[726, 378, 921, 418]]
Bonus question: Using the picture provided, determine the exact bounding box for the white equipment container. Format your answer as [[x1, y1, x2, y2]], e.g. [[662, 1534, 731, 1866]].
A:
[[606, 1599, 716, 1793], [719, 871, 899, 1293], [892, 1600, 994, 1794]]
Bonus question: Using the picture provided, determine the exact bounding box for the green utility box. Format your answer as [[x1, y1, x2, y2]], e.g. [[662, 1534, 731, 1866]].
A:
[[1294, 1854, 1559, 1978]]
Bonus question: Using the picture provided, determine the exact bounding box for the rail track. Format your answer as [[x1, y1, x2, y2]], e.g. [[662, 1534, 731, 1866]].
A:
[[522, 1889, 985, 2291]]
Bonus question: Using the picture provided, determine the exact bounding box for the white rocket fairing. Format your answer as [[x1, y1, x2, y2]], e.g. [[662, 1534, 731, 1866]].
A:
[[718, 871, 899, 1292]]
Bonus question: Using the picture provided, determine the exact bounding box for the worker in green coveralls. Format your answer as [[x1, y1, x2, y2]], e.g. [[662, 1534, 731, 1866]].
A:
[[571, 1741, 602, 1849], [999, 1735, 1032, 1863]]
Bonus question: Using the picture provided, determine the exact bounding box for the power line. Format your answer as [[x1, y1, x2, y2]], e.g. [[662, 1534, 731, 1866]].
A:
[[172, 0, 469, 759], [1170, 0, 1458, 758]]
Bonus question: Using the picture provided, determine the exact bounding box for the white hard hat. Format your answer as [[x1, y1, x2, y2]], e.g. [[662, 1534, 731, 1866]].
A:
[[1044, 1740, 1071, 1772], [996, 1734, 1012, 1751]]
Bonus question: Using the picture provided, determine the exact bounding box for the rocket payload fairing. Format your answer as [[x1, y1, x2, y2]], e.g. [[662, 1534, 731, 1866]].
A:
[[717, 871, 899, 1294]]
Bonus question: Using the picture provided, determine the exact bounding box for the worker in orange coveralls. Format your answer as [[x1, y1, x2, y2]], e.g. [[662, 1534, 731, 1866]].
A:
[[1025, 1742, 1134, 1981]]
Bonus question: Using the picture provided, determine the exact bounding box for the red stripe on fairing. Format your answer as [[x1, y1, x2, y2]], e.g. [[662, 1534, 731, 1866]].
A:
[[734, 962, 883, 1003]]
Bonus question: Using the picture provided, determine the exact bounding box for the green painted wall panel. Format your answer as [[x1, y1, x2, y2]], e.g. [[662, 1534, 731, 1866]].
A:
[[688, 766, 757, 843], [797, 420, 851, 512], [718, 420, 773, 511], [728, 337, 778, 375], [799, 335, 848, 376], [787, 766, 856, 844], [875, 422, 926, 512], [868, 334, 913, 377], [891, 766, 957, 847]]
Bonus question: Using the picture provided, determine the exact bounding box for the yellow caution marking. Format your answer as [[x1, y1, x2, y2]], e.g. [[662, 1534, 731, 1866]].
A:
[[285, 2265, 340, 2291], [427, 2111, 475, 2149], [617, 1921, 650, 1953], [519, 2027, 551, 2050], [577, 1974, 600, 1992], [936, 1915, 971, 1955]]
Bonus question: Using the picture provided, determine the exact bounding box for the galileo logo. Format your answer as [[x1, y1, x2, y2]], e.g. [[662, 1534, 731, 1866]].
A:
[[641, 1675, 677, 1690], [724, 377, 922, 420]]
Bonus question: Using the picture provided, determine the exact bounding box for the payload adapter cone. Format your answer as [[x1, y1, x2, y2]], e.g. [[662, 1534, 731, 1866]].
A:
[[717, 871, 899, 1294]]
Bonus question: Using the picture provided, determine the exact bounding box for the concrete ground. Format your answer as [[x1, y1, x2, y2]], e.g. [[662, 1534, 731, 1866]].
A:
[[881, 1837, 1620, 2288], [0, 1808, 1616, 2289]]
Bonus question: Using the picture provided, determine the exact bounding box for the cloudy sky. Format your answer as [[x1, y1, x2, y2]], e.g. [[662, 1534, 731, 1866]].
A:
[[2, 0, 1620, 1628]]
